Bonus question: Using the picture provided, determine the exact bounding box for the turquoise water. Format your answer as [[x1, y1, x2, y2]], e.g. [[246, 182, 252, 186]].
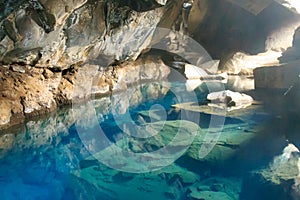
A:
[[0, 81, 299, 200]]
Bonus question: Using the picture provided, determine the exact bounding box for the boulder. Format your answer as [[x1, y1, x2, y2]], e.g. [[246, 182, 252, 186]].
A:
[[188, 190, 233, 200], [187, 177, 241, 200], [207, 90, 253, 111]]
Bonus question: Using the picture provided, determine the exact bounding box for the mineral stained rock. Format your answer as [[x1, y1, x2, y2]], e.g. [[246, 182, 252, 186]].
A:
[[0, 57, 170, 128]]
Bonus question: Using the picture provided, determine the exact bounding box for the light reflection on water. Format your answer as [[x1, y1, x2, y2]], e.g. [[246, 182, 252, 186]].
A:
[[0, 79, 299, 200]]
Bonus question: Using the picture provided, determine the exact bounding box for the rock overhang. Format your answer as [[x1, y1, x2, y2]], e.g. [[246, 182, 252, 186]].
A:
[[227, 0, 300, 15]]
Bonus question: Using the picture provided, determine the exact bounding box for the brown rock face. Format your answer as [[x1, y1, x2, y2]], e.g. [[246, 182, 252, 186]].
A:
[[0, 56, 170, 129], [0, 99, 12, 125], [0, 65, 61, 127]]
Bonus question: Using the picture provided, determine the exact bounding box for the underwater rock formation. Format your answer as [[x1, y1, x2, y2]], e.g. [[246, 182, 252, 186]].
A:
[[241, 143, 300, 200]]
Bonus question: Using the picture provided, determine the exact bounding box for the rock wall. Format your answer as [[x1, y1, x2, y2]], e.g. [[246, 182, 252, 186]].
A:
[[280, 26, 300, 63], [0, 56, 170, 129], [0, 0, 184, 129], [193, 0, 300, 59], [0, 0, 165, 68], [1, 0, 299, 71], [253, 14, 300, 90], [1, 0, 300, 129]]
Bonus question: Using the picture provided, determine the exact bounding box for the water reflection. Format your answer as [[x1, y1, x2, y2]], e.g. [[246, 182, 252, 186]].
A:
[[0, 80, 299, 199]]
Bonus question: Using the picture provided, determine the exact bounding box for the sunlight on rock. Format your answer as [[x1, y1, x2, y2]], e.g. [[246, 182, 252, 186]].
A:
[[220, 50, 282, 75], [207, 90, 254, 111], [276, 0, 300, 14]]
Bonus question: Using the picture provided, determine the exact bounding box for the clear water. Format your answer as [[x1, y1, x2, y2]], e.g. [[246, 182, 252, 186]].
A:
[[0, 80, 299, 200]]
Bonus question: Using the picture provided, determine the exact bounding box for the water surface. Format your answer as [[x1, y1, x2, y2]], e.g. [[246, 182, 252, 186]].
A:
[[0, 79, 298, 200]]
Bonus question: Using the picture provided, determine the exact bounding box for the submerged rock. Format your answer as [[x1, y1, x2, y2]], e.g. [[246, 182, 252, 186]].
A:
[[188, 190, 233, 200], [172, 101, 260, 120], [258, 143, 300, 185], [81, 120, 200, 173], [187, 123, 259, 163], [241, 143, 300, 200]]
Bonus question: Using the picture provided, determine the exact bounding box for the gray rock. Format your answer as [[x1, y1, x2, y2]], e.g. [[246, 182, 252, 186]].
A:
[[207, 90, 253, 111], [188, 177, 241, 200], [188, 190, 233, 200], [254, 61, 300, 89], [241, 143, 300, 200], [257, 143, 300, 185], [3, 48, 42, 65]]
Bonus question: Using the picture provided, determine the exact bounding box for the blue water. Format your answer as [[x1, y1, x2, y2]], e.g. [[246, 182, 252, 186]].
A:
[[0, 81, 298, 200]]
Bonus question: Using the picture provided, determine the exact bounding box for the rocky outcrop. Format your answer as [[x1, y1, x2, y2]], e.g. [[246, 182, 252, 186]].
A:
[[0, 0, 205, 129], [207, 90, 254, 111], [253, 9, 300, 89], [219, 50, 282, 75], [1, 0, 299, 70], [255, 31, 300, 91], [0, 57, 170, 129], [241, 143, 300, 200], [254, 61, 300, 89], [0, 0, 165, 69], [219, 14, 300, 75], [280, 26, 300, 63]]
